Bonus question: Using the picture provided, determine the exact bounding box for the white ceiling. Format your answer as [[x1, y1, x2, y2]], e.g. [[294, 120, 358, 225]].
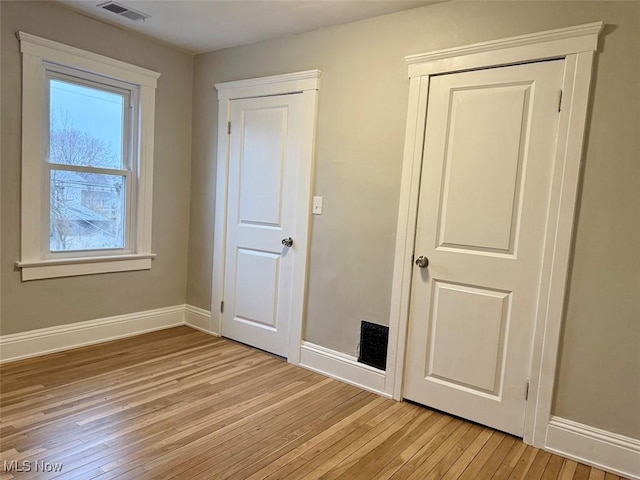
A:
[[57, 0, 438, 54]]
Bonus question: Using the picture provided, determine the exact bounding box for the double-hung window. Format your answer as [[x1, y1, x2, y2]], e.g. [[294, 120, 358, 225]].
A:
[[17, 33, 159, 281], [47, 70, 134, 254]]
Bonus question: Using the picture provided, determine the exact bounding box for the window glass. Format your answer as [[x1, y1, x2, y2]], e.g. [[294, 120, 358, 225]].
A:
[[50, 171, 126, 252], [49, 79, 125, 169]]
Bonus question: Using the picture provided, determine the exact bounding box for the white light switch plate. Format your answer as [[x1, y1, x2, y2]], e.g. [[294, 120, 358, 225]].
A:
[[312, 196, 323, 215]]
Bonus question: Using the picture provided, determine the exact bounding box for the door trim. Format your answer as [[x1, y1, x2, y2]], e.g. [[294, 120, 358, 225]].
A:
[[386, 23, 603, 447], [211, 70, 321, 365]]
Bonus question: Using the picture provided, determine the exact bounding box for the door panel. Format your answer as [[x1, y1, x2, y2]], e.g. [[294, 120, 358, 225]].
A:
[[222, 95, 303, 357], [234, 248, 280, 330], [439, 84, 530, 254], [238, 108, 286, 227], [404, 60, 564, 436], [428, 281, 510, 396]]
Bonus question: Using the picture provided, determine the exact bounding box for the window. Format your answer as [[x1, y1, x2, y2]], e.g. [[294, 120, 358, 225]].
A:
[[48, 74, 131, 253], [17, 33, 160, 281]]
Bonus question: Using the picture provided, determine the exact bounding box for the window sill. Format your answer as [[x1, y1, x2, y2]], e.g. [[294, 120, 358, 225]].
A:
[[16, 253, 156, 281]]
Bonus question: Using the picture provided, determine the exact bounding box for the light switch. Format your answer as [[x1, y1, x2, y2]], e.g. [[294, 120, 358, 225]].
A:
[[312, 196, 323, 215]]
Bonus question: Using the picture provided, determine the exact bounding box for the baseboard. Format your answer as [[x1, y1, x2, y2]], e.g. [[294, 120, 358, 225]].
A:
[[184, 305, 217, 336], [298, 341, 390, 398], [546, 416, 640, 479], [0, 305, 185, 363]]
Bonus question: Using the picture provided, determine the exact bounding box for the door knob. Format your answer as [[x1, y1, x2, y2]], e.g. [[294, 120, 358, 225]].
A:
[[281, 237, 293, 247], [415, 256, 429, 268]]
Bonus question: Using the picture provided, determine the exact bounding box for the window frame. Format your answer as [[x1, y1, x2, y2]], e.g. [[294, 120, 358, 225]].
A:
[[16, 32, 160, 281], [45, 69, 136, 257]]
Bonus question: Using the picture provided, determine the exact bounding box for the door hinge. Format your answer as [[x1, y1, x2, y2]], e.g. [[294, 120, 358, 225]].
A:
[[558, 90, 563, 112], [227, 122, 231, 135], [220, 301, 224, 313], [525, 380, 530, 400]]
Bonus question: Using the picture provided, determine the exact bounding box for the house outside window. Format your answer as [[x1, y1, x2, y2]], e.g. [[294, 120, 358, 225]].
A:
[[16, 33, 160, 281]]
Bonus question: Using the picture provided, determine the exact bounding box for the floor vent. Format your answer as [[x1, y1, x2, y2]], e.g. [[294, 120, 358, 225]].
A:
[[98, 2, 150, 22], [358, 321, 389, 371]]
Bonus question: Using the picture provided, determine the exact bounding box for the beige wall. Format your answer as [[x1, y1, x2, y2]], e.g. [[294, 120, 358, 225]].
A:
[[1, 1, 194, 334], [188, 1, 640, 439]]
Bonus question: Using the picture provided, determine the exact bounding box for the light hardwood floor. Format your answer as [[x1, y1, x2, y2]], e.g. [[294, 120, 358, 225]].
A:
[[0, 327, 626, 479]]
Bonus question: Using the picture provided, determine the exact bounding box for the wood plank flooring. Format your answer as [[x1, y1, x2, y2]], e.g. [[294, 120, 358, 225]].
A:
[[0, 327, 626, 479]]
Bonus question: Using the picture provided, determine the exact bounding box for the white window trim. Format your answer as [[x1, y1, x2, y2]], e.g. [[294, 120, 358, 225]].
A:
[[16, 32, 160, 281]]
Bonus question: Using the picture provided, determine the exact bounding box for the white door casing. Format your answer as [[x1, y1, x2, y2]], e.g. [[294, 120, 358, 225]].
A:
[[386, 23, 603, 447], [212, 71, 320, 363], [403, 60, 564, 437]]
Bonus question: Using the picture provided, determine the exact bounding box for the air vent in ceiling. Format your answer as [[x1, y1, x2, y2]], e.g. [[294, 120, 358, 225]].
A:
[[97, 1, 150, 22]]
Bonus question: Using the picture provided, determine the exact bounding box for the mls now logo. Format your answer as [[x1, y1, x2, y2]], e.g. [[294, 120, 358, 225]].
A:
[[3, 460, 63, 473]]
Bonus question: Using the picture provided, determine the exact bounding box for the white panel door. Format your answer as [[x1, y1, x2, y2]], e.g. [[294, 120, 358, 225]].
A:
[[222, 94, 304, 357], [404, 60, 564, 436]]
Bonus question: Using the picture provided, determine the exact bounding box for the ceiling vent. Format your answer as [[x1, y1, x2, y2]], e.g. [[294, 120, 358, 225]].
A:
[[97, 2, 150, 22]]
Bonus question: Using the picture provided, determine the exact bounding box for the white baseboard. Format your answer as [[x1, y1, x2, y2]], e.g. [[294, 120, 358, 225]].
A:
[[0, 305, 185, 363], [185, 305, 217, 336], [546, 416, 640, 479], [298, 341, 390, 398]]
